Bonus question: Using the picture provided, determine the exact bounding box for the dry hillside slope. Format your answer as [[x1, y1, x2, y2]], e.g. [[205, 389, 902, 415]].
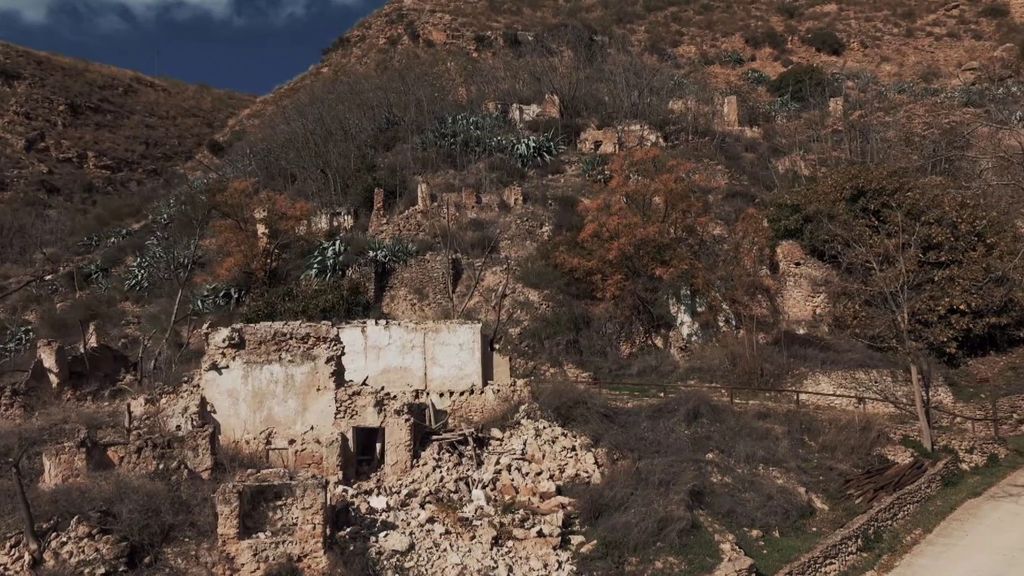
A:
[[207, 0, 1023, 148], [0, 41, 252, 270]]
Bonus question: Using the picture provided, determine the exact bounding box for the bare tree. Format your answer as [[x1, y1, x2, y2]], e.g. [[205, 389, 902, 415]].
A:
[[5, 447, 43, 568], [778, 167, 1024, 452], [432, 200, 501, 320]]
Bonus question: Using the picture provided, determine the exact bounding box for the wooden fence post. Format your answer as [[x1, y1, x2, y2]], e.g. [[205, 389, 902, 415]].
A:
[[991, 396, 1000, 441]]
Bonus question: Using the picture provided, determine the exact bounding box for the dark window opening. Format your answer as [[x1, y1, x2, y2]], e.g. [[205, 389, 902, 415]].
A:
[[353, 427, 385, 478]]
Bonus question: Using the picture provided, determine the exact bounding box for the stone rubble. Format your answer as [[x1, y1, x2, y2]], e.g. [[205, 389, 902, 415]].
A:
[[336, 405, 603, 576], [0, 515, 131, 575]]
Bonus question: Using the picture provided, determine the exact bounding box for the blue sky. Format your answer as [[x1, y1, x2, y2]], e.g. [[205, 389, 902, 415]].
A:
[[0, 0, 387, 94]]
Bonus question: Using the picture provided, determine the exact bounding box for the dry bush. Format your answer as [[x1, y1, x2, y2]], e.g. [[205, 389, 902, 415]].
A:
[[216, 442, 273, 479], [684, 334, 795, 389], [683, 332, 897, 388], [535, 383, 886, 573], [802, 27, 847, 56], [980, 2, 1011, 19], [241, 277, 374, 324], [23, 475, 213, 565], [744, 23, 789, 51]]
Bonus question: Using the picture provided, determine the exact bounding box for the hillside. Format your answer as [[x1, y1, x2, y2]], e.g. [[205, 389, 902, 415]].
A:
[[0, 41, 252, 271], [207, 0, 1024, 147], [2, 1, 1024, 575]]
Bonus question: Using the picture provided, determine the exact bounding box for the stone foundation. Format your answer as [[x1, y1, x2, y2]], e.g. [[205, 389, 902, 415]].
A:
[[216, 470, 331, 576]]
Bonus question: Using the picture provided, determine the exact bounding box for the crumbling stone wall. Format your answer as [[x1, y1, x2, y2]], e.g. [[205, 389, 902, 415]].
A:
[[108, 426, 217, 479], [0, 376, 28, 420], [334, 385, 419, 481], [39, 426, 216, 488], [201, 321, 499, 479], [201, 322, 344, 470], [721, 95, 740, 129], [776, 241, 832, 333], [436, 379, 531, 429], [797, 369, 956, 414], [35, 339, 69, 388], [577, 123, 664, 155], [1012, 0, 1024, 22], [777, 458, 957, 576], [216, 469, 330, 576], [41, 443, 93, 488]]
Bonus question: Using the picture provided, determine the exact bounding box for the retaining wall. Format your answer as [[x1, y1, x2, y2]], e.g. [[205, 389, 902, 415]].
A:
[[777, 458, 957, 576]]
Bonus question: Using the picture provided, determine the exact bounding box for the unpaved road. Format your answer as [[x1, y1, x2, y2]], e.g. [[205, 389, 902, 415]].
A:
[[886, 466, 1024, 576]]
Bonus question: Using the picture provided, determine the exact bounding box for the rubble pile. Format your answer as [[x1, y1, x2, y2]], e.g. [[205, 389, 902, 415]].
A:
[[0, 515, 130, 575], [339, 406, 603, 576]]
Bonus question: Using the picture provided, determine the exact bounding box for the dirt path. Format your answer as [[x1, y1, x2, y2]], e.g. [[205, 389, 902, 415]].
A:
[[886, 466, 1024, 576]]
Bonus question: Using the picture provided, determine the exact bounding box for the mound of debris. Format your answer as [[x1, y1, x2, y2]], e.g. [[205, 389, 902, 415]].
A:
[[338, 405, 603, 576], [1, 515, 130, 575]]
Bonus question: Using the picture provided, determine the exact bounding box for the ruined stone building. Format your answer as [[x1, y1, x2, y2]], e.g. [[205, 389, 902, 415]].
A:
[[200, 320, 518, 483], [776, 241, 832, 334]]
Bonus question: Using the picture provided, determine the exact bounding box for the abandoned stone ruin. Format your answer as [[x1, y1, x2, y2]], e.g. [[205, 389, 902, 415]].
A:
[[195, 320, 596, 574], [201, 321, 516, 481]]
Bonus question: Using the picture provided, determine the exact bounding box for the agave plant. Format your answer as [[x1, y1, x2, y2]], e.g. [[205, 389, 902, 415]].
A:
[[581, 154, 612, 184], [0, 324, 33, 364], [504, 131, 564, 168], [81, 261, 111, 293], [366, 238, 416, 271], [124, 233, 196, 293], [743, 69, 771, 87], [193, 284, 248, 314], [304, 237, 350, 282], [426, 113, 508, 160]]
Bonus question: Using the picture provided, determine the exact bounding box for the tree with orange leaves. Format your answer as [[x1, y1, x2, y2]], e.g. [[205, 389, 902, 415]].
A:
[[203, 179, 312, 286], [554, 148, 772, 339]]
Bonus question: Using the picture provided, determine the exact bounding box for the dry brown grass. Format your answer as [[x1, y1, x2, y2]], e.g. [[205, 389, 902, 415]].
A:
[[534, 382, 888, 574]]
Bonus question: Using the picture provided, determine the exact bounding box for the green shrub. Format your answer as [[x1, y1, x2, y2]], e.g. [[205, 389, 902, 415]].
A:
[[743, 24, 788, 51], [768, 64, 837, 104], [192, 284, 247, 314], [304, 237, 351, 282], [365, 237, 416, 270], [425, 113, 563, 168], [504, 131, 564, 168], [581, 154, 612, 183], [980, 2, 1011, 19], [424, 113, 508, 164], [743, 69, 772, 86], [721, 51, 747, 67], [802, 28, 847, 56], [0, 323, 32, 364], [242, 278, 373, 323]]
